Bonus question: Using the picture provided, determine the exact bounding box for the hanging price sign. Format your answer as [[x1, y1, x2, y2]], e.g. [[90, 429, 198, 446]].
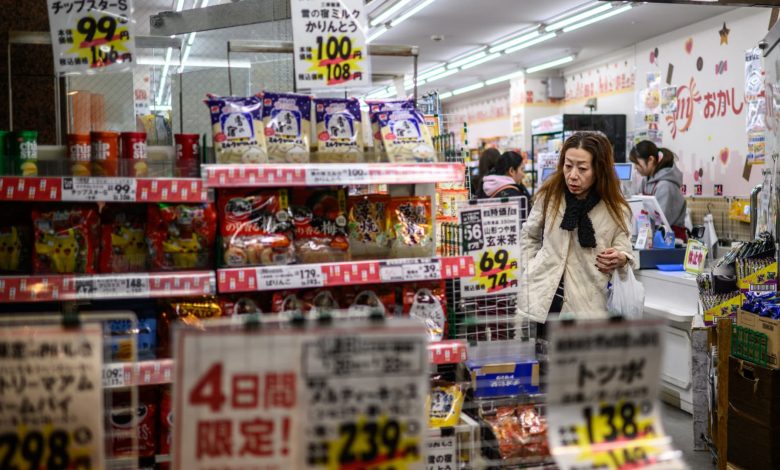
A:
[[683, 239, 707, 274], [46, 0, 135, 74], [547, 319, 685, 470], [457, 200, 523, 298], [291, 0, 371, 90], [0, 324, 105, 469], [174, 318, 427, 470]]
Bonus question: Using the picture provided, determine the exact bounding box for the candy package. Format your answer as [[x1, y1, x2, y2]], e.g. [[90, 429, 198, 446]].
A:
[[0, 206, 31, 273], [483, 406, 550, 460], [367, 99, 414, 157], [159, 386, 173, 459], [377, 107, 436, 163], [32, 206, 99, 274], [291, 189, 350, 263], [158, 298, 224, 357], [428, 381, 465, 428], [100, 205, 148, 273], [147, 203, 217, 271], [389, 196, 433, 258], [407, 287, 447, 341], [205, 94, 268, 164], [109, 389, 158, 458], [348, 194, 390, 260], [107, 315, 157, 361], [314, 97, 363, 163], [219, 189, 294, 267], [262, 92, 312, 163], [345, 288, 397, 317]]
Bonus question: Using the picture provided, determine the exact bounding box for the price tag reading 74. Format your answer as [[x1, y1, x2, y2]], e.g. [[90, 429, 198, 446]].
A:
[[478, 249, 518, 293]]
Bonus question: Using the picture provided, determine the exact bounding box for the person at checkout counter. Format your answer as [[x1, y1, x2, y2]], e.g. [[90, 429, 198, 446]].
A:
[[629, 140, 688, 241]]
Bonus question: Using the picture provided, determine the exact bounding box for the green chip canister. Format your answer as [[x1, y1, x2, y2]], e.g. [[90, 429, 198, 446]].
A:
[[10, 131, 38, 176], [0, 131, 7, 176]]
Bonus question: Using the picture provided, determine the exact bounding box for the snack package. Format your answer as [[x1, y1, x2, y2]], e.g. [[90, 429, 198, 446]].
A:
[[367, 99, 415, 157], [314, 97, 363, 163], [147, 203, 217, 271], [484, 406, 550, 460], [107, 315, 157, 361], [157, 298, 223, 357], [345, 289, 395, 318], [159, 386, 173, 459], [272, 292, 303, 316], [0, 206, 31, 273], [109, 389, 157, 458], [389, 196, 433, 258], [262, 92, 312, 163], [428, 381, 465, 428], [100, 205, 148, 273], [376, 107, 436, 162], [291, 189, 350, 263], [205, 94, 268, 164], [408, 288, 447, 341], [219, 295, 266, 316], [219, 189, 294, 267], [32, 206, 99, 274], [348, 194, 390, 260]]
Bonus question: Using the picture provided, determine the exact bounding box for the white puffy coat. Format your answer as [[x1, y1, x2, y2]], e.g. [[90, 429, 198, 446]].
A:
[[517, 196, 637, 323]]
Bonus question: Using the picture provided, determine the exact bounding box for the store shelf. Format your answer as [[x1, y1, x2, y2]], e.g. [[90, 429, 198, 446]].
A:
[[0, 271, 216, 303], [429, 340, 469, 365], [217, 256, 475, 293], [103, 359, 175, 389], [203, 163, 465, 187], [0, 176, 207, 202]]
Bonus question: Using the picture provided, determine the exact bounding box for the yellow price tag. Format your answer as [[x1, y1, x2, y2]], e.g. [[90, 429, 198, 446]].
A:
[[327, 416, 421, 470], [308, 35, 367, 86], [0, 426, 95, 469], [474, 249, 519, 294], [70, 13, 133, 69]]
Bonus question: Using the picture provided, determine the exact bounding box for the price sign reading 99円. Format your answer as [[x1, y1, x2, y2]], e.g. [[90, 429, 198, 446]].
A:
[[46, 0, 135, 74], [291, 0, 371, 90]]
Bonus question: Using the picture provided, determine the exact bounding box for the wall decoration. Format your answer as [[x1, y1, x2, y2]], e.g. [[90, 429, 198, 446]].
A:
[[666, 63, 674, 85], [696, 57, 704, 71], [685, 38, 694, 54], [745, 47, 767, 165], [681, 184, 687, 196], [719, 22, 730, 45], [715, 184, 723, 196], [664, 76, 743, 139], [563, 59, 635, 101], [695, 184, 703, 196], [715, 60, 728, 75], [661, 87, 678, 115], [719, 147, 730, 166]]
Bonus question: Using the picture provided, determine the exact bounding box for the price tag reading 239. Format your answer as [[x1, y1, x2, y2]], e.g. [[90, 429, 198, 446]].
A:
[[291, 0, 371, 90]]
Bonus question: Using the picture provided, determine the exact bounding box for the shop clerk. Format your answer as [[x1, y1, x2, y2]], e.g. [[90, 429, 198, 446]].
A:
[[517, 132, 637, 323], [630, 140, 688, 241]]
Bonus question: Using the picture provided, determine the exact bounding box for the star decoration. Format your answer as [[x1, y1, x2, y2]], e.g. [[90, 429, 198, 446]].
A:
[[719, 22, 730, 45]]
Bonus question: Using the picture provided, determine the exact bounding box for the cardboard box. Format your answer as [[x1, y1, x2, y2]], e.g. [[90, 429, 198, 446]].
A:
[[466, 359, 539, 398], [728, 356, 780, 469], [736, 309, 780, 368]]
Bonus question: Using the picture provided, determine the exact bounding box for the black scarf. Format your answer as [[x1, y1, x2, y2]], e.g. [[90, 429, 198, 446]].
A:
[[561, 188, 601, 248]]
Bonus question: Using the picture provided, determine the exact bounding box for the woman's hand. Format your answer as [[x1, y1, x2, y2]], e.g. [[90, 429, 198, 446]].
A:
[[596, 248, 627, 274]]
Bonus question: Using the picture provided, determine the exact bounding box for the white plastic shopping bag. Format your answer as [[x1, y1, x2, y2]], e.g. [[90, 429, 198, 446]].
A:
[[607, 268, 645, 319]]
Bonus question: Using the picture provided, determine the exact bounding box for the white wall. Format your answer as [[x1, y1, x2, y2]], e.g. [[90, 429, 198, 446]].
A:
[[445, 91, 512, 146]]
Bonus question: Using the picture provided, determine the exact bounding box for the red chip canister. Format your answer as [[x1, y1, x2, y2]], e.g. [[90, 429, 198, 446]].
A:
[[91, 131, 120, 177], [175, 133, 200, 177], [67, 134, 91, 176], [120, 132, 148, 177]]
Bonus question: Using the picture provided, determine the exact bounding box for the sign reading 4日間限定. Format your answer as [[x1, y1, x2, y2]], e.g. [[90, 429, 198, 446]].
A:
[[46, 0, 135, 74], [291, 0, 371, 90]]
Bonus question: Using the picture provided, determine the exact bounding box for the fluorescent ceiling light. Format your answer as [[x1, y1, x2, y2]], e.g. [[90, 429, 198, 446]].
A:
[[562, 4, 633, 33], [460, 52, 501, 71], [418, 66, 447, 80], [489, 30, 541, 54], [175, 0, 185, 12], [187, 32, 197, 46], [391, 0, 436, 27], [526, 55, 575, 74], [150, 105, 173, 111], [367, 26, 388, 43], [448, 51, 486, 70], [485, 70, 525, 86], [545, 2, 612, 31], [439, 92, 453, 100], [371, 0, 413, 27], [156, 47, 173, 105], [404, 78, 425, 90], [453, 82, 485, 96], [504, 32, 557, 54], [424, 68, 459, 83]]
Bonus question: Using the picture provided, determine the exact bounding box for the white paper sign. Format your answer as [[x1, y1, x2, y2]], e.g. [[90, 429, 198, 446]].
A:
[[305, 164, 373, 185], [291, 0, 371, 90], [256, 266, 325, 290], [61, 177, 138, 202], [547, 320, 685, 470], [683, 240, 707, 274], [457, 200, 523, 298], [174, 318, 428, 470], [0, 324, 105, 469], [425, 434, 457, 470], [46, 0, 135, 74], [74, 274, 150, 299]]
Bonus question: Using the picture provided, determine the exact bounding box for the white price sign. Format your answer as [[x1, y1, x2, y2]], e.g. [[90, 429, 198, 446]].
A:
[[380, 259, 442, 282], [305, 164, 373, 185], [61, 177, 137, 202], [0, 324, 105, 469], [425, 435, 457, 470], [256, 266, 325, 290], [74, 274, 150, 299], [290, 0, 370, 90], [683, 240, 707, 274], [102, 363, 128, 388], [547, 320, 685, 470], [45, 0, 135, 74]]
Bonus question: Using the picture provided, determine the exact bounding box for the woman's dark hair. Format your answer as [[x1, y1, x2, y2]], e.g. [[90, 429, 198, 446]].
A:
[[629, 140, 675, 176], [476, 147, 501, 193], [492, 151, 524, 176]]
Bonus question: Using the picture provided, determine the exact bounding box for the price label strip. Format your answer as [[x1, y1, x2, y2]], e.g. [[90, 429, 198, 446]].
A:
[[256, 266, 325, 290], [61, 177, 138, 202], [305, 164, 373, 185], [291, 0, 370, 90], [45, 0, 135, 74], [547, 320, 685, 470], [74, 274, 150, 300], [380, 259, 442, 282]]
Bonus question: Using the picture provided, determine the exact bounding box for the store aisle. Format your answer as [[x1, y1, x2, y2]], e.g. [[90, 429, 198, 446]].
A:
[[661, 404, 715, 469]]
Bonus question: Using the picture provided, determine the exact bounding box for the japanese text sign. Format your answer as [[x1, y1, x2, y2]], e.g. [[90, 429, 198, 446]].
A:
[[547, 319, 685, 470], [291, 0, 371, 90], [458, 199, 523, 298], [683, 240, 707, 275], [174, 318, 428, 470], [425, 435, 457, 470], [46, 0, 135, 74], [0, 324, 105, 469]]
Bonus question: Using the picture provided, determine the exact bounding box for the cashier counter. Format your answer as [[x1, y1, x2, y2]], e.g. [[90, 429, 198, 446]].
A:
[[634, 260, 699, 414]]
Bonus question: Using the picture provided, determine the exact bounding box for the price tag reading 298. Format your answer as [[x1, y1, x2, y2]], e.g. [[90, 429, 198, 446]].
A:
[[0, 428, 94, 470]]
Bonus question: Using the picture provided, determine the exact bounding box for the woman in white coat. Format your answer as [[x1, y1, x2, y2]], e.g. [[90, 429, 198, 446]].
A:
[[518, 132, 637, 324]]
